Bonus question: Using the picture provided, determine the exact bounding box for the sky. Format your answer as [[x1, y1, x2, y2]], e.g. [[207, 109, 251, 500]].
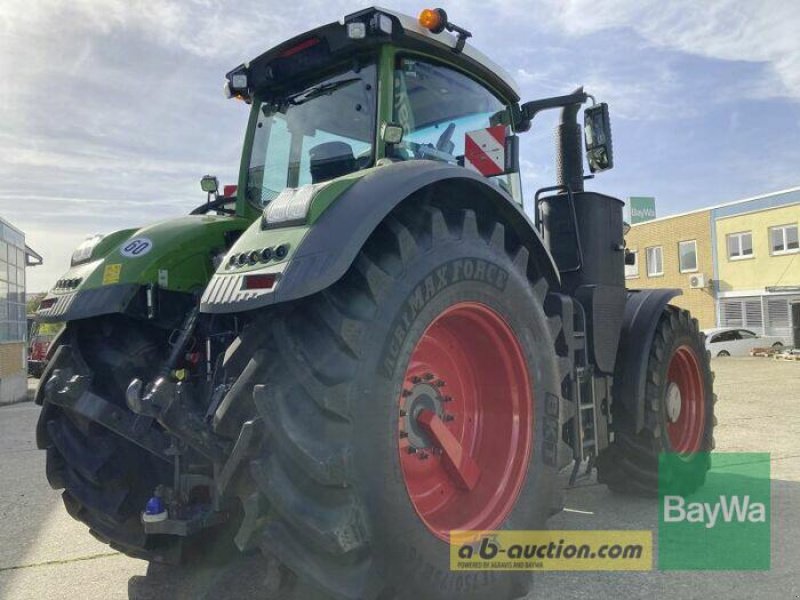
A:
[[1, 0, 799, 292]]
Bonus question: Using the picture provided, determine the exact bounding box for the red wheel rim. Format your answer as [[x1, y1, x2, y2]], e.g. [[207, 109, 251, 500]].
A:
[[665, 345, 706, 453], [397, 302, 533, 541]]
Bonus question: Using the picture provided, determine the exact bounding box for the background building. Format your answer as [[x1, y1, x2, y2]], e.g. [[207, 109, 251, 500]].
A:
[[624, 207, 717, 329], [623, 187, 800, 341], [712, 187, 800, 340], [1, 217, 42, 404]]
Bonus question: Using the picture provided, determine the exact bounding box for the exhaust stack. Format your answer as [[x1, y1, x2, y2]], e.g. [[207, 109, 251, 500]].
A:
[[555, 87, 585, 193]]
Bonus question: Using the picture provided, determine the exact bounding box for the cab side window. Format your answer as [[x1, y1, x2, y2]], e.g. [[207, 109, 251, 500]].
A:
[[392, 57, 509, 165]]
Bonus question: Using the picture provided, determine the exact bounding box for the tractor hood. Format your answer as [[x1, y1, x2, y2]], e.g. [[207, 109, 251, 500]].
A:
[[37, 214, 249, 323]]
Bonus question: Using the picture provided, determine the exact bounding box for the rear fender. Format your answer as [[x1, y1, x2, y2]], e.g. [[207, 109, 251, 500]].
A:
[[613, 288, 681, 433], [201, 160, 561, 313]]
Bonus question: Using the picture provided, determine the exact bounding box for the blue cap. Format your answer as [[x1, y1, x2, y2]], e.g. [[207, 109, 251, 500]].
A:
[[144, 496, 165, 515]]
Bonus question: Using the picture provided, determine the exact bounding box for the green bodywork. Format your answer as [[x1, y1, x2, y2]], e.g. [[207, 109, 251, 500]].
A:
[[83, 216, 249, 293], [38, 213, 252, 322]]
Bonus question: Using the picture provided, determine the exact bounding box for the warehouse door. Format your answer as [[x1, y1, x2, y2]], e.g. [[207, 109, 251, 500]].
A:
[[765, 295, 800, 339]]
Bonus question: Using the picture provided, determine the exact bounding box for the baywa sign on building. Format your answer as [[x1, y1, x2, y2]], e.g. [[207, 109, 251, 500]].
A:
[[629, 196, 657, 224]]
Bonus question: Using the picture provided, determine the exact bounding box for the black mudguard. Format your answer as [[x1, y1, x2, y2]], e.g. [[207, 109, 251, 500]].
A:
[[614, 288, 681, 433], [277, 161, 561, 304]]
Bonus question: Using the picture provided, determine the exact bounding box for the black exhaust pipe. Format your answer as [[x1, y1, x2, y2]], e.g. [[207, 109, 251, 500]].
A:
[[555, 86, 585, 193]]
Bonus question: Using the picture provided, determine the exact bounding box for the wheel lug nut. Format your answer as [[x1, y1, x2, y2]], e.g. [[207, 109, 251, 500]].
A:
[[410, 376, 422, 384], [418, 451, 429, 460], [434, 380, 445, 387], [402, 389, 412, 397], [423, 373, 434, 381]]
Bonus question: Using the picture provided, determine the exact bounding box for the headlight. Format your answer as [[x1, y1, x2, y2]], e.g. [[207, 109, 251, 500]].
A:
[[263, 183, 327, 226], [71, 234, 104, 266]]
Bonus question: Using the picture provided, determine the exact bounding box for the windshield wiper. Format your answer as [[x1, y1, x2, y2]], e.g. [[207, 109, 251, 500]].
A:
[[288, 77, 361, 105]]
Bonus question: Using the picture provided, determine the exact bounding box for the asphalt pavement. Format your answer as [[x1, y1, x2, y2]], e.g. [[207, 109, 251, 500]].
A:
[[1, 358, 798, 599]]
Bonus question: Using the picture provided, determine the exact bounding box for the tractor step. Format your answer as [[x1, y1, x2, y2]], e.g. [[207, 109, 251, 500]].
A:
[[546, 293, 612, 480]]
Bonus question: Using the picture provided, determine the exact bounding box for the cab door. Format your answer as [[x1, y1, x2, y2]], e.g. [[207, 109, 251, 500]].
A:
[[390, 56, 522, 203]]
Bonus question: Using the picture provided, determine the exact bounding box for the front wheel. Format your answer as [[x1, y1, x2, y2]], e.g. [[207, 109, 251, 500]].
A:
[[235, 206, 566, 599], [597, 306, 716, 496], [36, 316, 176, 561]]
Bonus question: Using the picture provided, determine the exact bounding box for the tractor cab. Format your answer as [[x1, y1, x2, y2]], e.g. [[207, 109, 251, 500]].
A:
[[226, 6, 527, 221]]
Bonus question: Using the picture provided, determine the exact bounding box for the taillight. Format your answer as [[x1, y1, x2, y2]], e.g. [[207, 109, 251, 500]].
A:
[[279, 37, 320, 58], [243, 273, 277, 290]]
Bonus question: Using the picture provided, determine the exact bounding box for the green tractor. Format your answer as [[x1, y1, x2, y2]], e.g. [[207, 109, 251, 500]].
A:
[[37, 7, 715, 599]]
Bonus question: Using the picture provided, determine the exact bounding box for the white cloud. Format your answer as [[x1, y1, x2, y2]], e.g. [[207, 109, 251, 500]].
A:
[[541, 0, 800, 100]]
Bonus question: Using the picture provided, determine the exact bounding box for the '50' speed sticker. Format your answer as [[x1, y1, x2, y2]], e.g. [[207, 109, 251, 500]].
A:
[[120, 237, 153, 258]]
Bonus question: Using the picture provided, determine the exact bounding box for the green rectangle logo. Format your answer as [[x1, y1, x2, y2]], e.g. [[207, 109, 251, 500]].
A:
[[658, 452, 770, 570], [629, 196, 656, 223]]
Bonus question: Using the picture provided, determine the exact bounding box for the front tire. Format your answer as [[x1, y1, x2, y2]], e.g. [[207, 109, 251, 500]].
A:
[[36, 316, 176, 561], [236, 206, 566, 599]]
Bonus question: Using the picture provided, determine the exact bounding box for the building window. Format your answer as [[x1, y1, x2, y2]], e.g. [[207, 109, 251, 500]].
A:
[[770, 224, 799, 255], [727, 231, 753, 260], [646, 246, 663, 277], [678, 240, 698, 272], [0, 223, 27, 342], [625, 251, 639, 279]]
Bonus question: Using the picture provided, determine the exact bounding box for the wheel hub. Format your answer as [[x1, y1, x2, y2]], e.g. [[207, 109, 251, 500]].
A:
[[401, 378, 448, 450], [665, 382, 682, 423]]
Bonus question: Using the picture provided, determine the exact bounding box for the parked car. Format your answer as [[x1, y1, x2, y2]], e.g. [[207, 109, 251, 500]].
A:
[[703, 327, 785, 357]]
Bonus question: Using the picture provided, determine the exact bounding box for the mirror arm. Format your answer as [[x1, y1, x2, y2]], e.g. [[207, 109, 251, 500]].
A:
[[516, 88, 588, 131]]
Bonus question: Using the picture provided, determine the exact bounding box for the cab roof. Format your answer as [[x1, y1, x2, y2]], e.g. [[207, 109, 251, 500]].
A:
[[227, 7, 521, 104], [372, 7, 520, 98]]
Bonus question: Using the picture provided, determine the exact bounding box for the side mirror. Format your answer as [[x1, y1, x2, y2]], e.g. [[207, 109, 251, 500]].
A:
[[584, 103, 613, 173], [200, 175, 219, 194]]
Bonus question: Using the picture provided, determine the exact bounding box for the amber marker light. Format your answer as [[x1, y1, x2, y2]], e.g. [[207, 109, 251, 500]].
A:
[[418, 8, 447, 34]]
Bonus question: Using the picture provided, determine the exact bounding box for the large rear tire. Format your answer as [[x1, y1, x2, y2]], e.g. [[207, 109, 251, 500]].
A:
[[36, 316, 177, 561], [597, 306, 716, 496], [233, 205, 566, 599]]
